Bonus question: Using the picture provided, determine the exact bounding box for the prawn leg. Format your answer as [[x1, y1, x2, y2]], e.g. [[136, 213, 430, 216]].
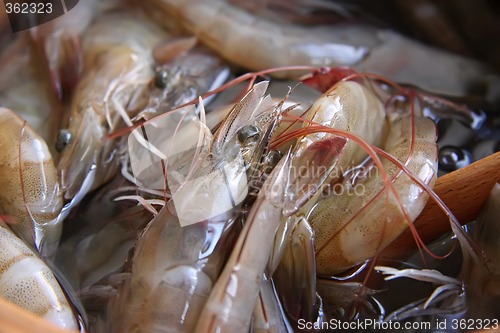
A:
[[251, 276, 291, 333]]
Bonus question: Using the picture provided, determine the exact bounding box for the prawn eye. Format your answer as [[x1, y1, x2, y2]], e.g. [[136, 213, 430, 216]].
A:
[[56, 129, 73, 153], [264, 150, 283, 169], [154, 66, 169, 89], [237, 125, 260, 145], [438, 146, 472, 172]]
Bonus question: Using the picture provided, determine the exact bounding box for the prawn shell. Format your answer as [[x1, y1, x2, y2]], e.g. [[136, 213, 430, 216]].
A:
[[0, 108, 62, 256], [0, 223, 77, 329], [296, 80, 387, 168], [311, 116, 438, 275], [108, 208, 214, 333]]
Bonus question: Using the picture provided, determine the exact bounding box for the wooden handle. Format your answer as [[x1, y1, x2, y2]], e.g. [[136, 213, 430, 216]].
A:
[[0, 297, 78, 333], [382, 151, 500, 259]]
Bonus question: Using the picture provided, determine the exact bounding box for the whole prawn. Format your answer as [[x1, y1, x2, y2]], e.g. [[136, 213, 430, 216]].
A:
[[264, 68, 442, 326], [144, 0, 500, 102], [108, 81, 283, 332], [0, 108, 63, 258], [311, 111, 438, 275], [273, 70, 439, 275], [57, 12, 167, 201], [193, 132, 347, 332]]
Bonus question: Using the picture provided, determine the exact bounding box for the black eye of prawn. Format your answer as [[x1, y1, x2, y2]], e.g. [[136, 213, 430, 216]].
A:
[[154, 66, 169, 89], [237, 125, 260, 145], [438, 146, 472, 172], [56, 129, 73, 153], [265, 150, 284, 169]]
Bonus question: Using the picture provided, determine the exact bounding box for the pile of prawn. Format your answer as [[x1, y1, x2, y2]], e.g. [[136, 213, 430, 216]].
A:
[[0, 1, 499, 332]]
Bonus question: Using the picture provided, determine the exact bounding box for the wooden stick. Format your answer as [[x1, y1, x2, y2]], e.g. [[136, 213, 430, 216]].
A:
[[0, 297, 78, 333], [381, 151, 500, 260]]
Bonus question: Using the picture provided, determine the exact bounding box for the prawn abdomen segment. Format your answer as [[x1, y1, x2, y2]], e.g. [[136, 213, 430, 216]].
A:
[[0, 108, 62, 255], [0, 225, 77, 329], [112, 265, 213, 333], [312, 116, 438, 275]]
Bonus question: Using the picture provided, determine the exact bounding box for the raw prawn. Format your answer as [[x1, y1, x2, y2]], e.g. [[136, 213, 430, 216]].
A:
[[0, 220, 78, 330], [57, 12, 167, 201], [194, 135, 347, 332], [272, 70, 439, 275], [145, 0, 500, 102], [310, 113, 438, 275], [264, 68, 440, 326], [108, 81, 284, 332], [144, 0, 375, 79], [0, 108, 63, 258], [193, 153, 292, 333]]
